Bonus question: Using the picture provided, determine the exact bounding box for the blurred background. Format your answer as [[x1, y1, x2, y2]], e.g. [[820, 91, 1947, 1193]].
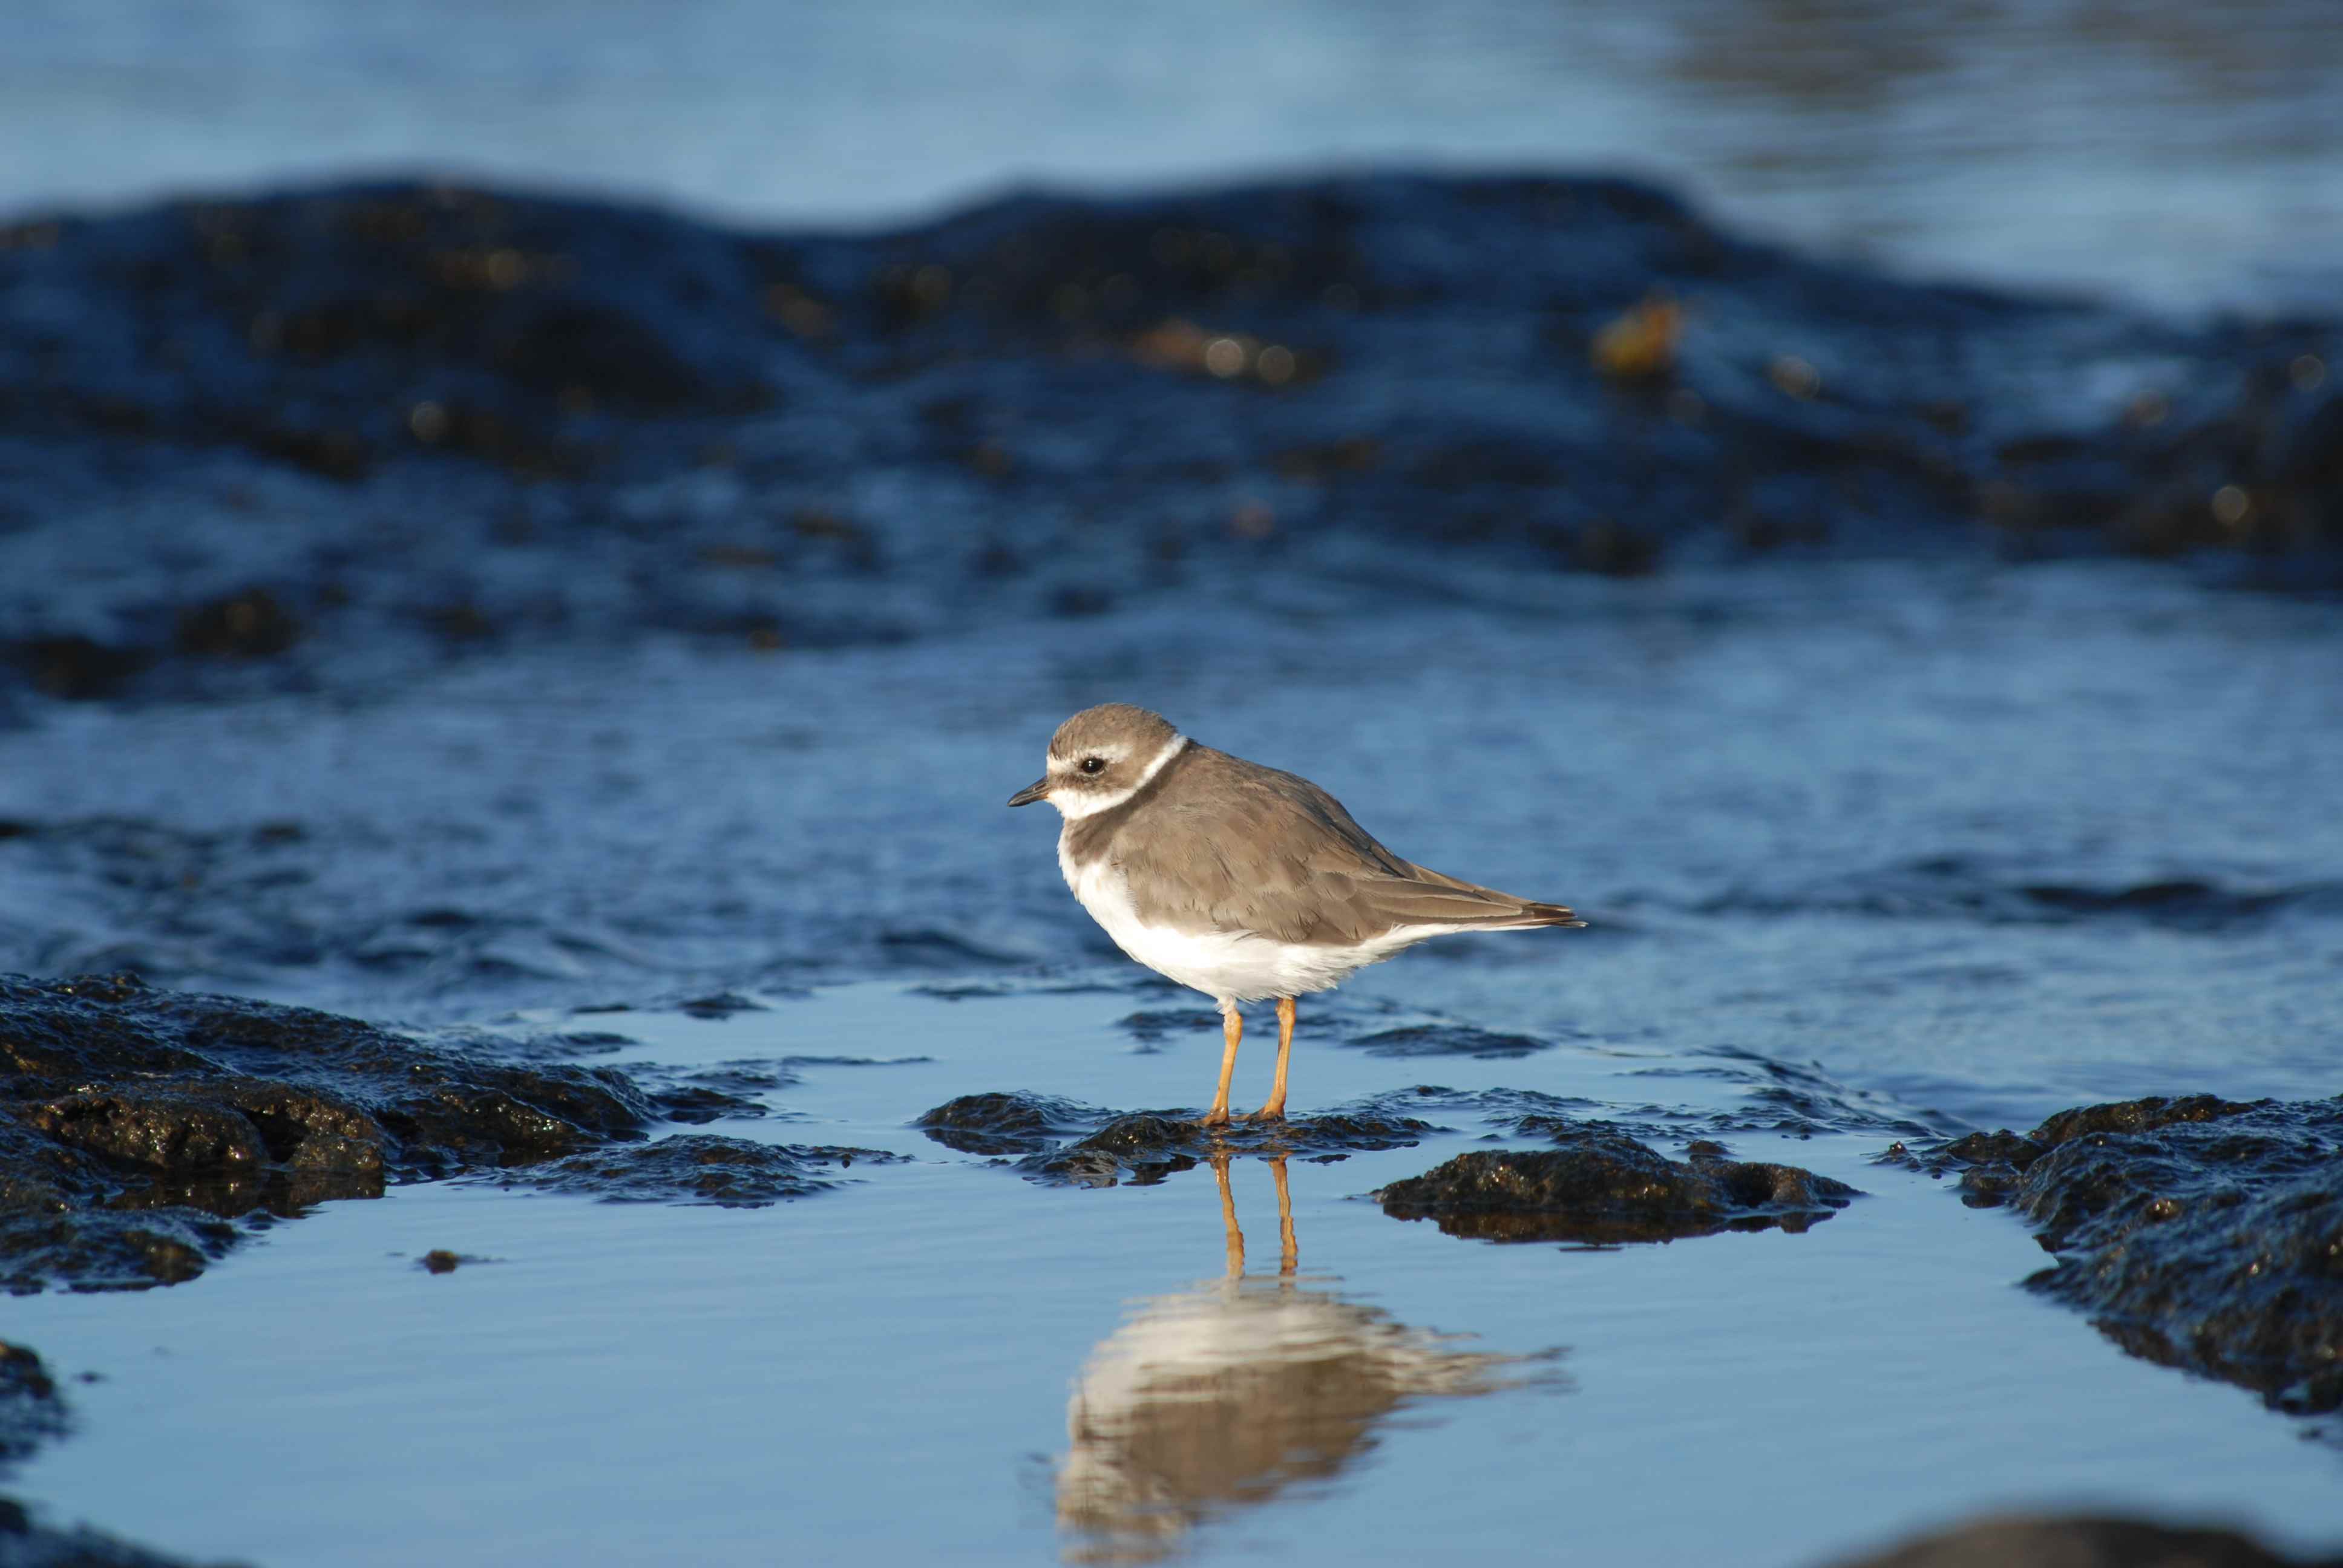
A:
[[3, 5, 2343, 1567], [8, 0, 2342, 312]]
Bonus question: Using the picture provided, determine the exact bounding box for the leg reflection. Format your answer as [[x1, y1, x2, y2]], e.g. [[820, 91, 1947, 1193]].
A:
[[1213, 1154, 1244, 1279], [1270, 1155, 1296, 1279], [1056, 1157, 1548, 1564]]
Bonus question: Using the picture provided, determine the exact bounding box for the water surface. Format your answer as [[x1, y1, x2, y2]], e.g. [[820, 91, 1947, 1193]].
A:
[[2, 557, 2339, 1562], [8, 982, 2342, 1566], [7, 0, 2340, 309]]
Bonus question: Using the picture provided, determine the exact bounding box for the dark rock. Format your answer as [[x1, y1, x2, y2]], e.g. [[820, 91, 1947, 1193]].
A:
[[916, 1092, 1110, 1156], [0, 1339, 244, 1566], [916, 1091, 1434, 1182], [1817, 1512, 2343, 1568], [648, 1085, 770, 1125], [172, 589, 299, 659], [0, 639, 149, 702], [0, 1510, 242, 1567], [1905, 1094, 2343, 1413], [3, 173, 2337, 709], [418, 1249, 480, 1274], [1376, 1123, 1859, 1243], [1017, 1107, 1437, 1188], [515, 1135, 899, 1207], [1020, 1114, 1210, 1187], [676, 991, 765, 1019], [0, 971, 665, 1291], [0, 1343, 66, 1470]]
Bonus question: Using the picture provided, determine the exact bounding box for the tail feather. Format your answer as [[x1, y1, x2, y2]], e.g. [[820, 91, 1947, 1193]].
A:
[[1383, 863, 1588, 930]]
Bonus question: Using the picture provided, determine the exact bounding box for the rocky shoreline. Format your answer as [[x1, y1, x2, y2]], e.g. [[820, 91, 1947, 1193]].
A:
[[7, 970, 2333, 1419], [3, 173, 2338, 713], [1887, 1094, 2343, 1416], [2, 168, 2338, 1566], [2, 970, 2339, 1563]]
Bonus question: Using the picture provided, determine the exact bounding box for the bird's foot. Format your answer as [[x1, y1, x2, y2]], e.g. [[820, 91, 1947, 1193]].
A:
[[1244, 1105, 1288, 1124], [1200, 1108, 1233, 1129]]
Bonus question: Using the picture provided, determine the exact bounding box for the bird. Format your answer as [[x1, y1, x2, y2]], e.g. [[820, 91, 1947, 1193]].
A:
[[1008, 704, 1584, 1125]]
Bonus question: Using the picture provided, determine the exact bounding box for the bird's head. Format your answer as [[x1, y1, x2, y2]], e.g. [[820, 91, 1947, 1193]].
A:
[[1008, 704, 1186, 819]]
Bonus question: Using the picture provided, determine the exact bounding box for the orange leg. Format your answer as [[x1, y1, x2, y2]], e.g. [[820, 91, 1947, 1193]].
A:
[[1204, 1004, 1241, 1126], [1251, 996, 1296, 1120]]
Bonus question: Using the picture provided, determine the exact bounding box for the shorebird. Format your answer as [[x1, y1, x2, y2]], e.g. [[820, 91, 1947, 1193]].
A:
[[1008, 704, 1584, 1123]]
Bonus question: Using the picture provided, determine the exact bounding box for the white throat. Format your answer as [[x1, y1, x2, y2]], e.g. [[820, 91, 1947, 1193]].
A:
[[1050, 733, 1188, 820]]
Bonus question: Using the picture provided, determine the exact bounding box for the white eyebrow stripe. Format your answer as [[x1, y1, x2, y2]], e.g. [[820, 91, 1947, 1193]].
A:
[[1052, 733, 1187, 820]]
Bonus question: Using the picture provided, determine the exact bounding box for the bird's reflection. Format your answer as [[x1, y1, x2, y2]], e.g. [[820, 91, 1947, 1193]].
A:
[[1056, 1155, 1553, 1564]]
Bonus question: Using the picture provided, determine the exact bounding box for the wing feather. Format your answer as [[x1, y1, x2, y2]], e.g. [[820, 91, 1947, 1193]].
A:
[[1110, 746, 1583, 944]]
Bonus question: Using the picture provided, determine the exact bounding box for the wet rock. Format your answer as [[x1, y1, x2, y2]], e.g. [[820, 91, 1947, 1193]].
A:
[[647, 1086, 769, 1124], [0, 1344, 67, 1469], [1899, 1093, 2343, 1413], [676, 991, 766, 1019], [0, 638, 149, 702], [3, 173, 2336, 708], [916, 1091, 1434, 1183], [917, 1091, 1106, 1156], [417, 1249, 480, 1273], [0, 971, 667, 1291], [0, 1509, 245, 1567], [1022, 1114, 1212, 1188], [172, 589, 299, 659], [1817, 1512, 2343, 1568], [1377, 1123, 1860, 1243], [0, 1340, 239, 1566], [1018, 1108, 1437, 1189], [516, 1135, 899, 1207]]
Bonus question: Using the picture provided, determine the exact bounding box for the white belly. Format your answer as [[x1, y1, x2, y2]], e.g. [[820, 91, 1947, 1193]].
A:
[[1058, 834, 1426, 1004]]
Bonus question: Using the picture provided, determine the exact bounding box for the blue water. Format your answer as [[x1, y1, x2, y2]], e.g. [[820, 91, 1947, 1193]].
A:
[[7, 982, 2342, 1566], [4, 7, 2342, 1561], [7, 0, 2341, 310]]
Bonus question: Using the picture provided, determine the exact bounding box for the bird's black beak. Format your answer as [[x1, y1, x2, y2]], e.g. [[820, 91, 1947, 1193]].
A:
[[1006, 777, 1050, 808]]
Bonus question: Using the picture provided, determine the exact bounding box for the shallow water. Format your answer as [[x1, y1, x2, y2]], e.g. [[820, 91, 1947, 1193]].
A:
[[3, 560, 2336, 1128], [6, 0, 2341, 310], [2, 556, 2341, 1561], [8, 981, 2342, 1566]]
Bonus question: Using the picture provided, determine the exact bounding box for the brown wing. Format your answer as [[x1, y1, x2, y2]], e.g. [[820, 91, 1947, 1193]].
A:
[[1101, 746, 1584, 945]]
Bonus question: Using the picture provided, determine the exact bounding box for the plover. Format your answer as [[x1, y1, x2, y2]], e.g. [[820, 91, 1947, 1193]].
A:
[[1008, 704, 1584, 1124]]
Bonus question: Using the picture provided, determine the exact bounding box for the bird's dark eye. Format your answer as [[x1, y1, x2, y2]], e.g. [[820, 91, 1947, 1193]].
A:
[[1079, 756, 1106, 775]]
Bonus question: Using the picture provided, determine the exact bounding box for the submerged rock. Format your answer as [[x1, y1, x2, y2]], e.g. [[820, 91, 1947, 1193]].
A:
[[514, 1135, 899, 1207], [1888, 1093, 2343, 1414], [0, 1339, 238, 1567], [0, 1344, 66, 1471], [914, 1091, 1435, 1185], [1376, 1123, 1860, 1243], [1817, 1512, 2343, 1568], [0, 971, 800, 1290], [1342, 1024, 1551, 1059], [1026, 1108, 1435, 1188]]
